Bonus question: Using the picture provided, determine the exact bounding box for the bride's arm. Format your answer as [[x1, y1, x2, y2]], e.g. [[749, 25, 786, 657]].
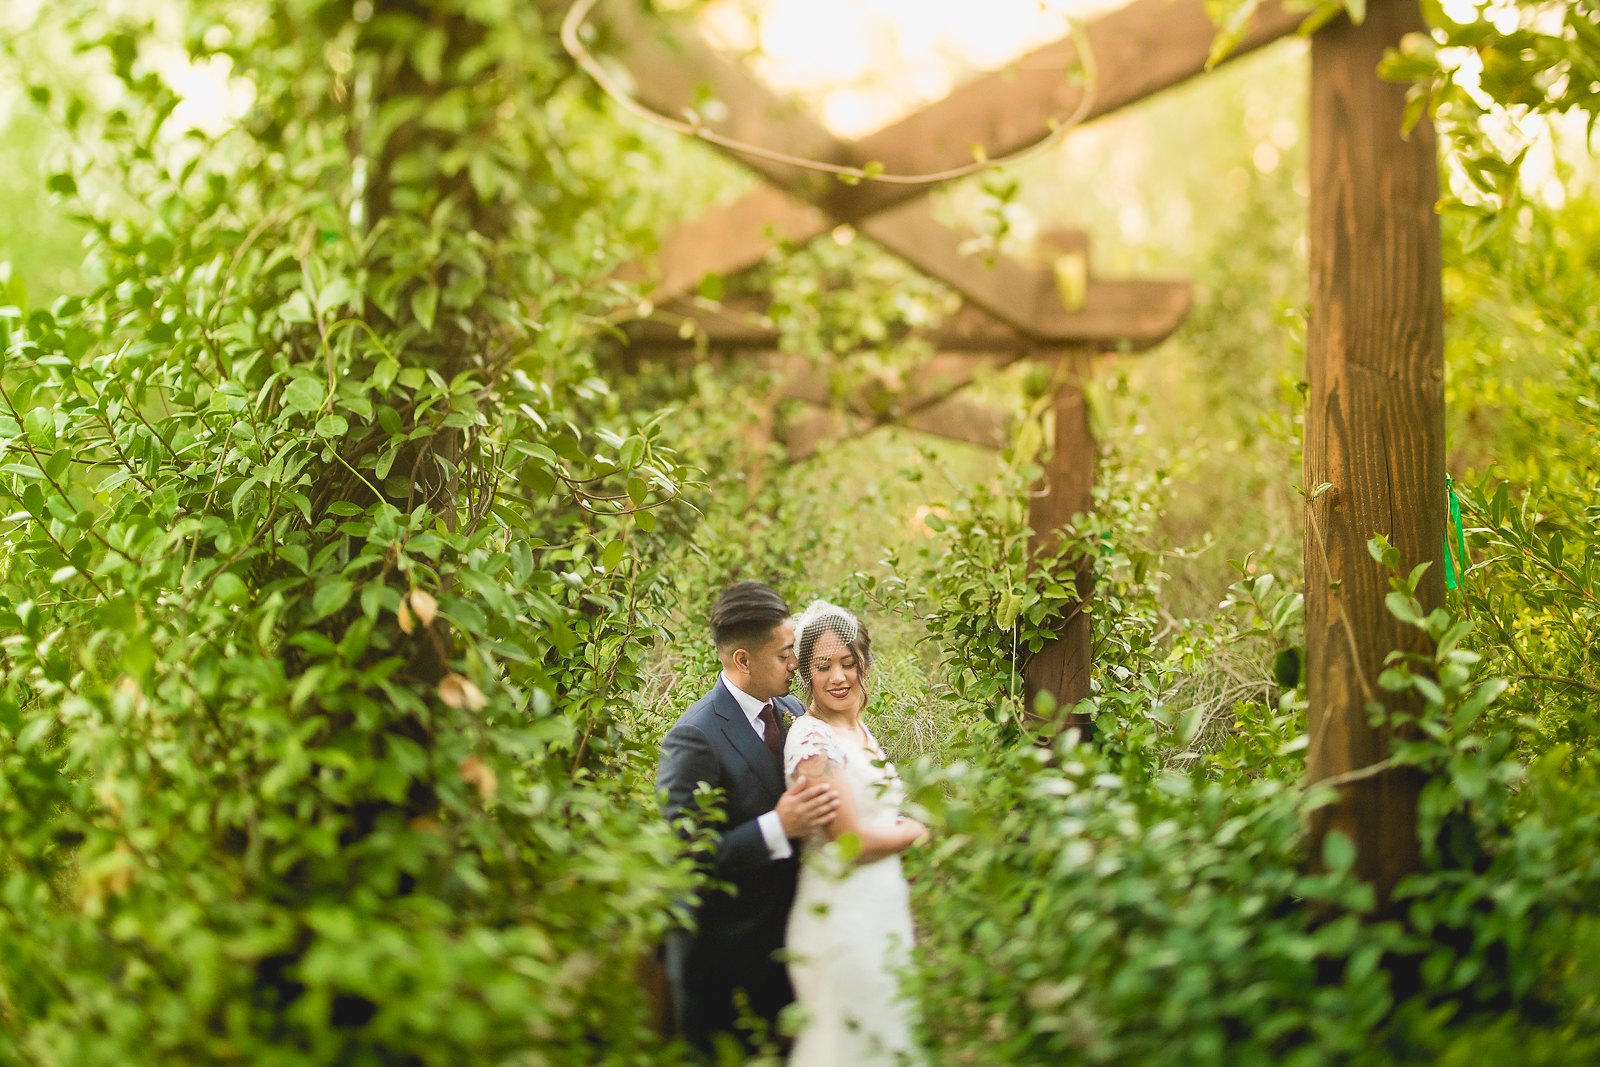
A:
[[790, 754, 926, 864]]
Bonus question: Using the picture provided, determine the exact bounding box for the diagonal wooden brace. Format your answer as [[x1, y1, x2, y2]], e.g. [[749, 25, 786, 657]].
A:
[[601, 1, 1197, 344], [817, 0, 1305, 222], [604, 0, 1298, 343]]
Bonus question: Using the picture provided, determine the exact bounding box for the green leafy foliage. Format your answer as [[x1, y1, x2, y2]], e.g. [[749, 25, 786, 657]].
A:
[[1438, 187, 1600, 757], [0, 0, 702, 1061], [900, 541, 1600, 1064], [1383, 0, 1600, 247], [1, 0, 1598, 1062]]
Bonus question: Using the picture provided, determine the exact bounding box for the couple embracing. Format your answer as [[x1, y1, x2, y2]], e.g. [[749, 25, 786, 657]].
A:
[[658, 582, 929, 1063]]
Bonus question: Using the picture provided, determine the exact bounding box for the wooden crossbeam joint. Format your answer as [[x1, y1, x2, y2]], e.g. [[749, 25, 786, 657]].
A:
[[598, 0, 1233, 347], [603, 0, 1301, 289]]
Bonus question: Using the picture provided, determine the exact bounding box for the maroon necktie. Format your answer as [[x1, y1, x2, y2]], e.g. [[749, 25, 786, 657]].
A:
[[757, 703, 781, 758]]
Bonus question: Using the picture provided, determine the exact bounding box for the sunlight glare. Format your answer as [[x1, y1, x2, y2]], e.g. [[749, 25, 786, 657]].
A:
[[702, 0, 1128, 137], [152, 45, 255, 136]]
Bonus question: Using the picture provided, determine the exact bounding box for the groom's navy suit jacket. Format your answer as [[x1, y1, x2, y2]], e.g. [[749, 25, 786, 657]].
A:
[[657, 679, 805, 1045]]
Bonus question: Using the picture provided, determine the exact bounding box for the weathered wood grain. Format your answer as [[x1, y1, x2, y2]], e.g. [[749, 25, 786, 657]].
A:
[[628, 276, 1188, 352], [1304, 0, 1443, 904], [780, 394, 1012, 460], [1024, 353, 1098, 733]]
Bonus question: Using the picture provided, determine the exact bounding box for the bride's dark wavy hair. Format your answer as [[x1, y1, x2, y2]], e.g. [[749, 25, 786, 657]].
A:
[[794, 602, 873, 699]]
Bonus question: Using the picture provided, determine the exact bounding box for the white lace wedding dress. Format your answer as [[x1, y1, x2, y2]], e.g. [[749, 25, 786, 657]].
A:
[[783, 715, 920, 1065]]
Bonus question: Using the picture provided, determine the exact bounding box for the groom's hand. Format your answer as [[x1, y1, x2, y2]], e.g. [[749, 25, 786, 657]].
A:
[[775, 780, 839, 838]]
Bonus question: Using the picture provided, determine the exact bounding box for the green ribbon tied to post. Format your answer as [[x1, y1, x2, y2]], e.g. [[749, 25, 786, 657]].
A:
[[1442, 474, 1470, 590]]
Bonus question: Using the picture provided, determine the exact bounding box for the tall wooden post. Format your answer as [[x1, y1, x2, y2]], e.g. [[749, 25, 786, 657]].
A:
[[1305, 0, 1444, 901], [1024, 352, 1097, 735]]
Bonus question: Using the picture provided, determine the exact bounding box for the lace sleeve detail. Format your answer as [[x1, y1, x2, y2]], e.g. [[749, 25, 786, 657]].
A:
[[783, 716, 846, 784]]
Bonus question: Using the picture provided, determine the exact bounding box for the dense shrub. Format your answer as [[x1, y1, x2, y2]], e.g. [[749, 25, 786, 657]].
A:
[[899, 535, 1600, 1064], [0, 1, 701, 1061]]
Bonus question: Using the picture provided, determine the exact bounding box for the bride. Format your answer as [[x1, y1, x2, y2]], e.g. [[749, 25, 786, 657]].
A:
[[782, 600, 928, 1065]]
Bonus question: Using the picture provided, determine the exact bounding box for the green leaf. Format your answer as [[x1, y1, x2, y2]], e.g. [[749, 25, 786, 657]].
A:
[[16, 715, 52, 753], [1453, 756, 1488, 801], [996, 591, 1021, 630], [283, 377, 327, 414], [602, 538, 626, 569], [1452, 677, 1508, 735], [1322, 830, 1356, 874], [1384, 591, 1421, 625], [280, 291, 314, 324], [373, 359, 400, 393], [412, 27, 447, 84], [213, 571, 247, 602], [695, 272, 726, 301], [411, 285, 438, 332], [317, 276, 356, 312], [315, 414, 349, 438], [312, 578, 354, 619], [1366, 535, 1398, 569], [619, 436, 644, 470]]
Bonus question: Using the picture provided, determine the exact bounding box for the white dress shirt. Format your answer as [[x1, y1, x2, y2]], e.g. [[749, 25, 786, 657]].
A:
[[721, 672, 794, 861]]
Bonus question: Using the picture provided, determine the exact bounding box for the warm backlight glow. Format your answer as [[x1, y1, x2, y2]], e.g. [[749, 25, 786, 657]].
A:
[[701, 0, 1127, 137]]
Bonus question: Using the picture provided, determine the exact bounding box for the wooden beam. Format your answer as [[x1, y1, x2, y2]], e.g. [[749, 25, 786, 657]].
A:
[[905, 395, 1012, 450], [1024, 354, 1097, 734], [599, 3, 845, 196], [628, 298, 1030, 351], [627, 297, 1033, 351], [779, 350, 1022, 419], [618, 185, 826, 296], [1304, 0, 1442, 906], [780, 408, 841, 463], [620, 144, 1076, 335], [607, 0, 1247, 342], [633, 188, 832, 304], [637, 191, 1108, 337], [601, 5, 1119, 338], [1037, 227, 1091, 311], [627, 297, 788, 350], [1034, 278, 1192, 349], [819, 0, 1307, 222], [628, 277, 1189, 352], [629, 182, 1066, 334], [855, 200, 1064, 335], [770, 347, 1029, 460]]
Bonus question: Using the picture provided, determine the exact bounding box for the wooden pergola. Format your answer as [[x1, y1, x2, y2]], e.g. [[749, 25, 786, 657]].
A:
[[598, 0, 1443, 899]]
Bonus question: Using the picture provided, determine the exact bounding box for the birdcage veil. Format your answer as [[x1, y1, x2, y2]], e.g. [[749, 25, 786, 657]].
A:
[[792, 599, 872, 699]]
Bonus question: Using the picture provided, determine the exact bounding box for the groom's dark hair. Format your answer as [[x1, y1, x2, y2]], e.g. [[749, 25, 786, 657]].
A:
[[710, 581, 791, 651]]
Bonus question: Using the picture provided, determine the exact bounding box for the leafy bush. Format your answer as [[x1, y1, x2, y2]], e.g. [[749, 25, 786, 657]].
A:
[[0, 1, 703, 1061], [900, 545, 1600, 1064], [1443, 189, 1600, 756], [886, 342, 1600, 1062]]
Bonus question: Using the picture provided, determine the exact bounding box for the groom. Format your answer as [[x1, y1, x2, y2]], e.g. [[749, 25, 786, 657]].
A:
[[657, 581, 840, 1055]]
